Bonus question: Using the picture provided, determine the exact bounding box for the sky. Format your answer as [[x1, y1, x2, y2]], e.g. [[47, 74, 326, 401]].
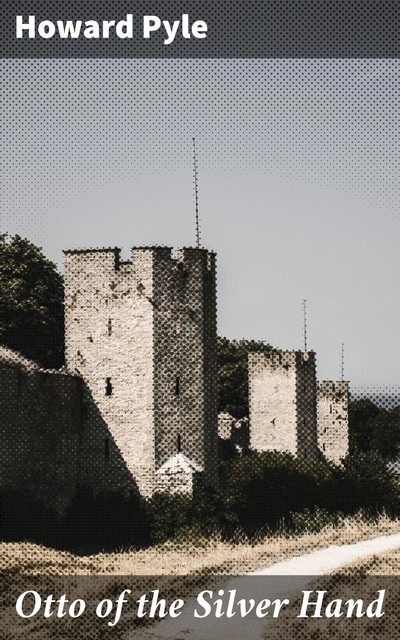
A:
[[1, 59, 399, 389]]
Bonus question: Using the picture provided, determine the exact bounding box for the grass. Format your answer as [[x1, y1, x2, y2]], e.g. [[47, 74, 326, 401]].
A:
[[1, 515, 399, 640], [1, 512, 399, 576], [262, 527, 400, 640], [336, 547, 400, 575]]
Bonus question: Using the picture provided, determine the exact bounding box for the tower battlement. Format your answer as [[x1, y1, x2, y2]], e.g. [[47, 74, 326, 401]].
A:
[[64, 246, 215, 271], [249, 350, 316, 372], [317, 380, 349, 396]]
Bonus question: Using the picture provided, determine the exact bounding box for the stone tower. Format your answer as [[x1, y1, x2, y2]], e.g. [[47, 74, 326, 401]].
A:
[[317, 380, 349, 463], [249, 350, 319, 460], [63, 246, 218, 497]]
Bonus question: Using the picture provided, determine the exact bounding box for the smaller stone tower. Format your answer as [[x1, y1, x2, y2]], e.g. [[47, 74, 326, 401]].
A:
[[317, 380, 349, 463], [249, 351, 319, 460]]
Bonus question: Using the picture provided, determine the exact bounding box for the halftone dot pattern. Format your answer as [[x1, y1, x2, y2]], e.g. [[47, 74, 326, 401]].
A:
[[351, 385, 400, 410], [2, 59, 399, 245], [1, 22, 400, 619]]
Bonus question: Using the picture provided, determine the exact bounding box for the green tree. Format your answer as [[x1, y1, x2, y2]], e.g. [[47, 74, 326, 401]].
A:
[[217, 336, 274, 418], [349, 398, 400, 459], [0, 233, 64, 368], [226, 450, 332, 533], [330, 451, 399, 514], [370, 406, 400, 460], [348, 398, 380, 454], [386, 406, 400, 459]]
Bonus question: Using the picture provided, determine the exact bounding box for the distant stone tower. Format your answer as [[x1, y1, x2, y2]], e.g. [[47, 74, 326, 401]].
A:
[[317, 381, 349, 463], [64, 246, 218, 497], [249, 351, 319, 460]]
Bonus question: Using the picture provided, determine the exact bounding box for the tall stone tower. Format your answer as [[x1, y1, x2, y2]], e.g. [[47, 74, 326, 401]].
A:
[[317, 380, 349, 463], [249, 351, 319, 460], [63, 246, 218, 497]]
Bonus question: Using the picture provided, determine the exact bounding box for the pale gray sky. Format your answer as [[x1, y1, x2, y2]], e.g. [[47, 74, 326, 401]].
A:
[[1, 59, 399, 387]]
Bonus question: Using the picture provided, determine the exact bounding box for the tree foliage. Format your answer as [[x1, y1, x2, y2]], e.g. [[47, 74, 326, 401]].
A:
[[226, 450, 332, 533], [145, 489, 238, 543], [217, 336, 274, 418], [349, 398, 400, 460], [225, 450, 398, 535], [330, 451, 398, 514], [0, 233, 64, 368], [144, 451, 400, 542], [348, 398, 379, 454]]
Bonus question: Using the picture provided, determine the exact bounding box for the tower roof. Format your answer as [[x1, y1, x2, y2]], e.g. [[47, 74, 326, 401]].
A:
[[155, 452, 203, 475]]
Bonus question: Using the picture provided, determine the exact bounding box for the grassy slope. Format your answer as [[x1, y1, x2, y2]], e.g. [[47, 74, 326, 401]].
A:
[[1, 517, 399, 640], [1, 513, 400, 576], [263, 531, 400, 640]]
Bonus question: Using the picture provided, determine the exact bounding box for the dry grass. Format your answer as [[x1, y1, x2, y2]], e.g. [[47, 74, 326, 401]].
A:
[[2, 513, 399, 576], [265, 543, 400, 640], [2, 517, 399, 640], [329, 546, 400, 576]]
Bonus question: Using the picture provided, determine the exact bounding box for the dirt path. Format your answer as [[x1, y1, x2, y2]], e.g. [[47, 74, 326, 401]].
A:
[[128, 532, 400, 640], [250, 531, 400, 575]]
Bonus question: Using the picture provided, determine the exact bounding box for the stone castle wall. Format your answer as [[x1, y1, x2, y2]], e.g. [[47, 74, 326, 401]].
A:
[[249, 351, 319, 460], [1, 238, 350, 517], [0, 348, 82, 514], [317, 380, 349, 463]]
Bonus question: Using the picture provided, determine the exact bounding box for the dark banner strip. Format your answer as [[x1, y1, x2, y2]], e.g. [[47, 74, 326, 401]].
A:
[[1, 1, 400, 59], [1, 575, 399, 639]]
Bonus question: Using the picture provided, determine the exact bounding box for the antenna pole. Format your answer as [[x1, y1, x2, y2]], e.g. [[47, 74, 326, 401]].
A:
[[302, 299, 308, 352], [341, 342, 345, 380], [192, 137, 201, 248]]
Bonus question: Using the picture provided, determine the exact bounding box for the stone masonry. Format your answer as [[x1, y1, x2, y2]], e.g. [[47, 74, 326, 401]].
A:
[[249, 350, 320, 460], [317, 380, 349, 463], [1, 242, 351, 517], [63, 246, 218, 497], [0, 346, 82, 514]]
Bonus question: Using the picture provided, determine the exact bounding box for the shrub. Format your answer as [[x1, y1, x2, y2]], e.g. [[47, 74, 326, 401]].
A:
[[225, 450, 333, 535], [145, 493, 192, 543], [224, 450, 399, 536], [145, 489, 238, 543], [328, 451, 399, 515], [291, 507, 344, 534]]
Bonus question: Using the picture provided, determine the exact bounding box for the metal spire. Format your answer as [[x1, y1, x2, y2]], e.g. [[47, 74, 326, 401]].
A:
[[192, 137, 201, 248], [302, 299, 308, 352], [341, 342, 345, 380]]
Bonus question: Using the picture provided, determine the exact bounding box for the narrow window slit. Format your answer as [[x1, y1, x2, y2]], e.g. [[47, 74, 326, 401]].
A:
[[175, 376, 180, 396], [105, 377, 113, 396]]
